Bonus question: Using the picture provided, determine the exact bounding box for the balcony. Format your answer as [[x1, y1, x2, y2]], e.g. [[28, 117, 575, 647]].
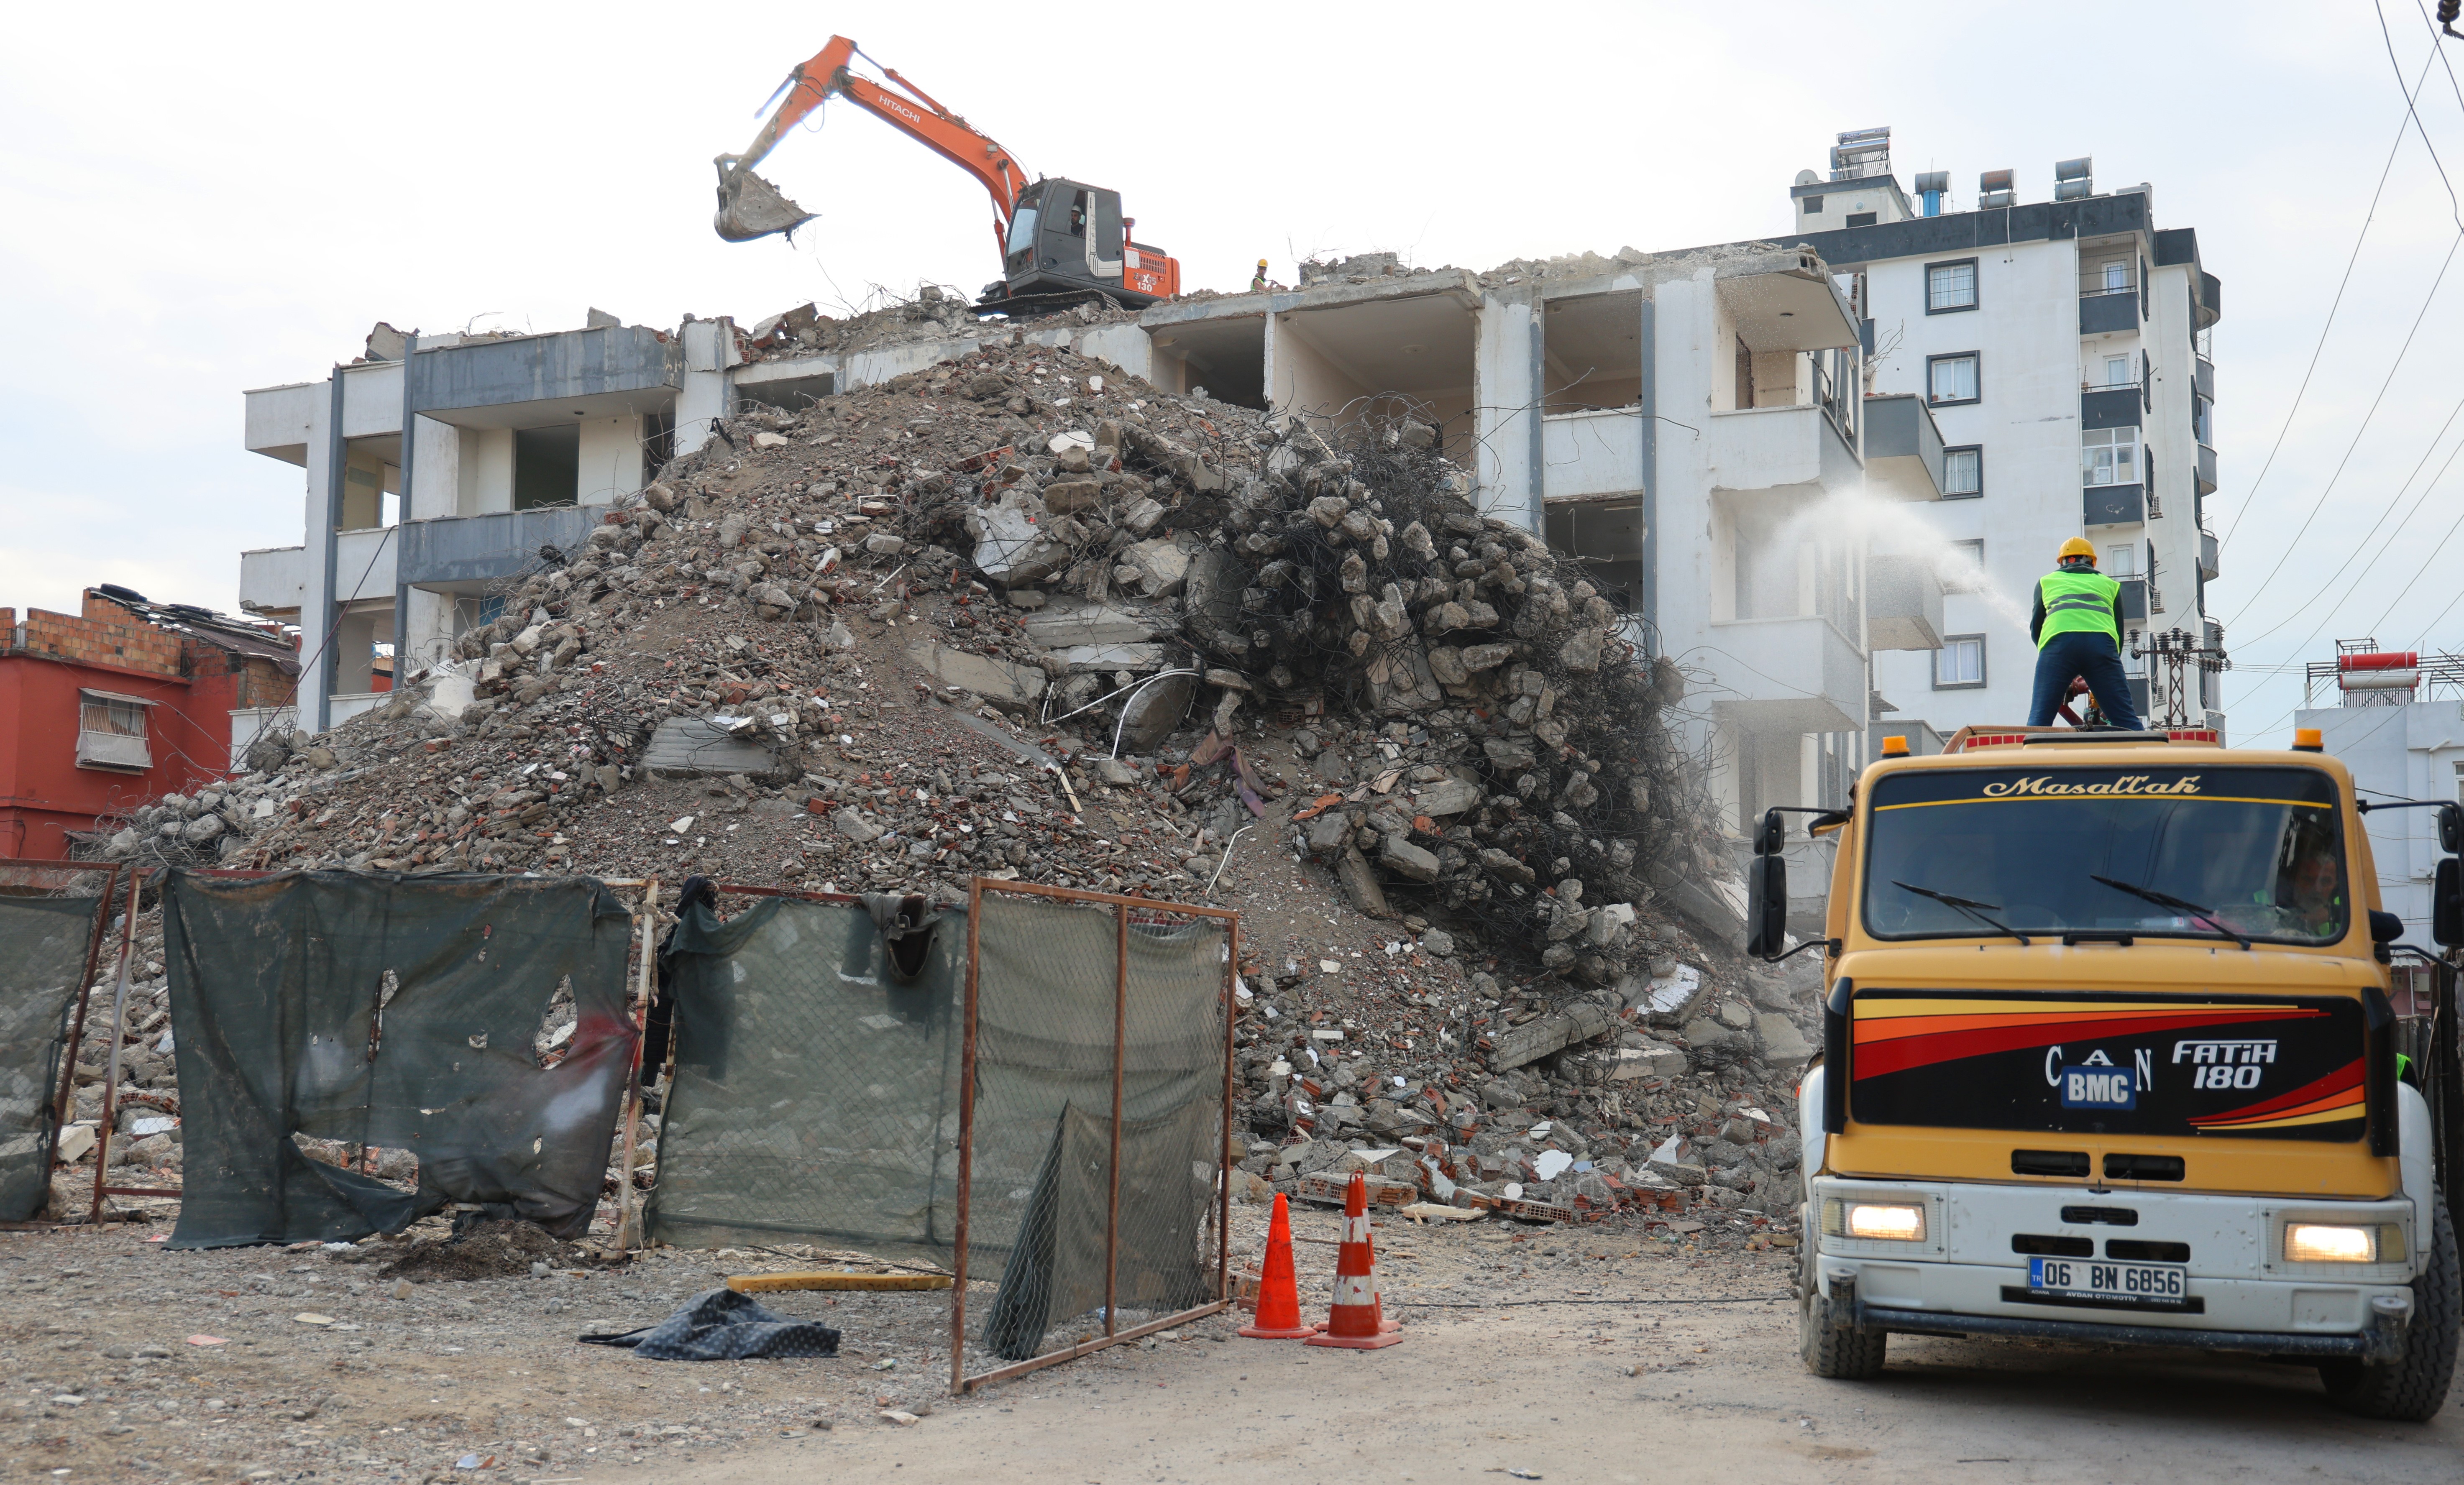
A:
[[1707, 403, 1860, 495], [1862, 394, 1946, 501], [1707, 614, 1865, 734], [397, 506, 604, 587], [2195, 356, 2215, 400], [1540, 408, 1646, 501], [2119, 577, 2149, 622], [2195, 442, 2217, 496], [1865, 554, 1945, 652], [2082, 387, 2142, 430], [2085, 484, 2145, 527], [2080, 291, 2140, 336], [2200, 529, 2220, 581], [238, 529, 397, 617]]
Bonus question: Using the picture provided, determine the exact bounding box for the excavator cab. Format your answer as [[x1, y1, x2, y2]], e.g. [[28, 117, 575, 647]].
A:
[[984, 178, 1177, 314]]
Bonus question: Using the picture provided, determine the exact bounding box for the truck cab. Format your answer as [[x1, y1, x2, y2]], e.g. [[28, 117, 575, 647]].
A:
[[1753, 726, 2461, 1421]]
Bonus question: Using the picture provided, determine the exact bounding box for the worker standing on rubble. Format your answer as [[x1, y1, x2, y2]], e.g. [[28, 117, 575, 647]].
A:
[[1251, 258, 1272, 293], [2026, 537, 2143, 730]]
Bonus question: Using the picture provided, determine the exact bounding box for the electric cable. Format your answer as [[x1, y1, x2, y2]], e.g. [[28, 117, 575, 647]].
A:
[[2218, 33, 2438, 550], [2224, 14, 2463, 632]]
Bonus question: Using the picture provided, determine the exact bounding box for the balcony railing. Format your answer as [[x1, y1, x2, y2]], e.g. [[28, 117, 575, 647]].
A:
[[2080, 292, 2140, 335], [2085, 484, 2146, 527]]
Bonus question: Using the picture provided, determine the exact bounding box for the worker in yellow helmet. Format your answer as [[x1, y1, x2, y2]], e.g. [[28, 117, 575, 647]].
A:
[[2028, 537, 2142, 729], [1251, 258, 1272, 294]]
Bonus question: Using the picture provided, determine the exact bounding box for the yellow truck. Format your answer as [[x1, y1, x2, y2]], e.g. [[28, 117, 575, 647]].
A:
[[1750, 726, 2461, 1420]]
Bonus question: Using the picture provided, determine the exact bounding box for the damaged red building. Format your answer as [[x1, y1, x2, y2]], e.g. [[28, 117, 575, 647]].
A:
[[0, 586, 298, 860]]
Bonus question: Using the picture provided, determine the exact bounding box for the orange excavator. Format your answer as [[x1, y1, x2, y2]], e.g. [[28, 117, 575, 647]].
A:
[[712, 35, 1182, 314]]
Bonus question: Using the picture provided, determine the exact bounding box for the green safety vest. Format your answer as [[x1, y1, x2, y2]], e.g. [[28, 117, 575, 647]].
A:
[[2037, 568, 2121, 648]]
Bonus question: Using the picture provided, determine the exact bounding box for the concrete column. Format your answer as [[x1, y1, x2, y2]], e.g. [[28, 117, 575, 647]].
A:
[[1474, 288, 1540, 527], [675, 319, 738, 456], [405, 415, 462, 521], [467, 428, 514, 514], [402, 588, 461, 672], [298, 374, 341, 733], [577, 413, 645, 506], [334, 610, 379, 695]]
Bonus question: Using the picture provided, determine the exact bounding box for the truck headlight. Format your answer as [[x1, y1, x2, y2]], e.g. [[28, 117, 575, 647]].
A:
[[2285, 1224, 2376, 1263], [1845, 1203, 1926, 1242]]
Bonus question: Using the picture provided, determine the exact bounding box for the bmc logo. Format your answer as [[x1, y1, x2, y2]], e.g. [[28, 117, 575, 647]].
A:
[[2061, 1067, 2137, 1109]]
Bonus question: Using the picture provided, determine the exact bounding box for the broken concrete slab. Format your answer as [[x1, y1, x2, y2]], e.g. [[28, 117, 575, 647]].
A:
[[1380, 833, 1441, 882], [1335, 845, 1390, 918], [1059, 643, 1166, 672], [1755, 1012, 1814, 1069], [1410, 777, 1483, 817], [1022, 603, 1162, 649], [906, 640, 1046, 713], [642, 717, 781, 778], [1117, 671, 1197, 754]]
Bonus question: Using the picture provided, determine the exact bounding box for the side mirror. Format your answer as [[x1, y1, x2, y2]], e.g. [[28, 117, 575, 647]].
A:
[[1746, 853, 1789, 958], [2370, 909, 2404, 945], [2442, 803, 2463, 855], [1753, 809, 1786, 856], [2436, 857, 2464, 949]]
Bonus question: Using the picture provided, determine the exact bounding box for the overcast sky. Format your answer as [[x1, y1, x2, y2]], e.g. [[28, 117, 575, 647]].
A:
[[4, 0, 2459, 735]]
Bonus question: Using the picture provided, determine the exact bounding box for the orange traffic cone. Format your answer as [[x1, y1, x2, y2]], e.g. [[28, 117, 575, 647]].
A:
[[1305, 1170, 1404, 1349], [1238, 1192, 1316, 1339]]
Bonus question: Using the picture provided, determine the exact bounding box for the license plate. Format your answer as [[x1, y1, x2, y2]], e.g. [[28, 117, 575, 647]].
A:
[[2028, 1256, 2188, 1305]]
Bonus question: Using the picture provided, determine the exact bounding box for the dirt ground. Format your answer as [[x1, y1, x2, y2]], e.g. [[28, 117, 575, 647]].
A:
[[5, 1194, 2457, 1484]]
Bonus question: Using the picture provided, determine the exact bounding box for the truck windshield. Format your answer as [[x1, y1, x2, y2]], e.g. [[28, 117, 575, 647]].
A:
[[1862, 764, 2346, 947]]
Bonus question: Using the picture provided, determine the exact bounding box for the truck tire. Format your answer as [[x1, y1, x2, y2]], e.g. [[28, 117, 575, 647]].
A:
[[2318, 1190, 2459, 1421], [1799, 1212, 1887, 1380]]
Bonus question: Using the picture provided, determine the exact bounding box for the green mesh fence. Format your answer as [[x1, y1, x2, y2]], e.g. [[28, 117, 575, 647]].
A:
[[0, 890, 107, 1221]]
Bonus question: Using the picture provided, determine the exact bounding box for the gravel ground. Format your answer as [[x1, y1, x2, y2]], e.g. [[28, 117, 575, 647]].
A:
[[0, 1192, 1789, 1483]]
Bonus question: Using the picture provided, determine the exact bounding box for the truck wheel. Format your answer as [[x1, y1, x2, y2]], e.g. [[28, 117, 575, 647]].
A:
[[2319, 1190, 2459, 1421], [1799, 1213, 1887, 1379]]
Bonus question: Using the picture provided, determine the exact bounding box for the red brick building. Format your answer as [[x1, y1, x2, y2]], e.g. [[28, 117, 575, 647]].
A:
[[0, 588, 298, 860]]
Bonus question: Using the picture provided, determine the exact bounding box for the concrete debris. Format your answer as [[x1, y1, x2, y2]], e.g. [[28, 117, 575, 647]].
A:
[[79, 329, 1816, 1237]]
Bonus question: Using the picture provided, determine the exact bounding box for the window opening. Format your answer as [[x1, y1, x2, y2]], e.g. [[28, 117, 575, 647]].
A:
[[2082, 427, 2139, 486]]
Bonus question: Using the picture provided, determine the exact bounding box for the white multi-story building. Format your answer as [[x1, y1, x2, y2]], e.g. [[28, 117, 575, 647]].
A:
[[237, 243, 1947, 836], [1772, 129, 2226, 748]]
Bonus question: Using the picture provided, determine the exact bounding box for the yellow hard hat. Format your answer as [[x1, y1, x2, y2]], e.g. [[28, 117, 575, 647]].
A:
[[2058, 537, 2097, 565], [1257, 258, 1270, 268]]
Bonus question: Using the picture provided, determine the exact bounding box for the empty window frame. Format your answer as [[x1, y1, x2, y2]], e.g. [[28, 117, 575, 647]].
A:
[[1927, 353, 1979, 406], [1942, 445, 1983, 498], [2082, 426, 2139, 486], [1926, 258, 1978, 313], [2193, 393, 2214, 447], [1941, 539, 1986, 593], [1846, 212, 1878, 227], [1802, 194, 1824, 214], [1934, 634, 1987, 689]]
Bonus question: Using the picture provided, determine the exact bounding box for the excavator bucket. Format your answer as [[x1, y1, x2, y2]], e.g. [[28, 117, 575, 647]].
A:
[[712, 158, 816, 243]]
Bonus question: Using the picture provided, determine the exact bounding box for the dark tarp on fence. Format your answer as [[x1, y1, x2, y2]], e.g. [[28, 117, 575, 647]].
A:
[[966, 892, 1226, 1357], [643, 895, 967, 1256], [0, 895, 103, 1222], [163, 871, 636, 1249]]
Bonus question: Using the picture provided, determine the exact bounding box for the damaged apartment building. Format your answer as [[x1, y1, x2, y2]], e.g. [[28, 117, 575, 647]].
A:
[[261, 140, 2227, 836]]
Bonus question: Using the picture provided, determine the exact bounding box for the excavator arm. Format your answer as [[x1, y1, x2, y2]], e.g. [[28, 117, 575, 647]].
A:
[[714, 35, 1032, 251]]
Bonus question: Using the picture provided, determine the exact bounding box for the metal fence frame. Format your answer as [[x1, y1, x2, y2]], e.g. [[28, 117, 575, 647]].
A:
[[950, 877, 1240, 1395]]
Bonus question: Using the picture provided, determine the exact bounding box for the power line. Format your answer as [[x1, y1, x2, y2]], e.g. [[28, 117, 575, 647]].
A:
[[2218, 35, 2437, 551], [2223, 15, 2463, 629]]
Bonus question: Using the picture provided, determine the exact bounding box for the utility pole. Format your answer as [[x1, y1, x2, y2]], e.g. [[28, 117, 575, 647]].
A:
[[2131, 626, 2231, 728]]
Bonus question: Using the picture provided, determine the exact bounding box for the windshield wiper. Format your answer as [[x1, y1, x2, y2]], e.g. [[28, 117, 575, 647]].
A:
[[1892, 880, 2033, 946], [2090, 874, 2252, 951]]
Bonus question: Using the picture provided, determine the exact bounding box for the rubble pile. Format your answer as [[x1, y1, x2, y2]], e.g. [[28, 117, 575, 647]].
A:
[[74, 327, 1817, 1234], [737, 285, 1138, 363]]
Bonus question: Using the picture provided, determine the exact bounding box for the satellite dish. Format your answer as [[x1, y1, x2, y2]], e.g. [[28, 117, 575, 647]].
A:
[[1794, 169, 1819, 187]]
